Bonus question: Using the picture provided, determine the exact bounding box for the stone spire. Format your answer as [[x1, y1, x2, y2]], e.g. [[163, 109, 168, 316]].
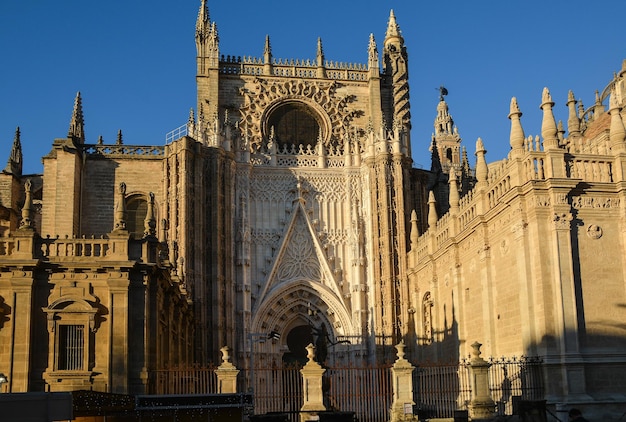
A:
[[540, 87, 559, 150], [316, 37, 324, 66], [385, 10, 403, 42], [430, 136, 442, 174], [368, 33, 379, 71], [316, 37, 325, 78], [508, 97, 525, 155], [383, 9, 411, 133], [196, 0, 210, 39], [195, 0, 219, 69], [4, 127, 23, 176], [427, 191, 438, 229], [68, 92, 85, 143], [609, 88, 626, 152], [263, 34, 272, 75], [566, 90, 581, 137]]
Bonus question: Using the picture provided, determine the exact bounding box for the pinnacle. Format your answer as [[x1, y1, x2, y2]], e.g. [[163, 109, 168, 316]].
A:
[[385, 9, 403, 40]]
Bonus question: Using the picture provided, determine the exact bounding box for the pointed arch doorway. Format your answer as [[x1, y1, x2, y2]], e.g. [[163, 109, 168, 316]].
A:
[[282, 325, 313, 367]]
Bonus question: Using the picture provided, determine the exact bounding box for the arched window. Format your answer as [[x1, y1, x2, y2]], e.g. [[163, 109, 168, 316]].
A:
[[126, 195, 149, 239], [267, 102, 322, 148]]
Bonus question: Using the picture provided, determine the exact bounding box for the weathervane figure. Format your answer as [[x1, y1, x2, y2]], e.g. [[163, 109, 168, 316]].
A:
[[438, 85, 449, 101]]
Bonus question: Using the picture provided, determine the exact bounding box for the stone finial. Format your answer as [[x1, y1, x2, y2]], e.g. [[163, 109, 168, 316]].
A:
[[395, 341, 406, 360], [19, 179, 33, 230], [449, 171, 460, 214], [470, 341, 483, 360], [116, 129, 123, 145], [475, 138, 488, 184], [220, 345, 232, 364], [306, 343, 316, 362], [508, 97, 525, 152], [567, 90, 581, 137], [557, 120, 565, 144], [427, 191, 438, 229], [144, 192, 157, 237], [410, 209, 419, 249], [609, 88, 626, 151], [540, 87, 559, 149]]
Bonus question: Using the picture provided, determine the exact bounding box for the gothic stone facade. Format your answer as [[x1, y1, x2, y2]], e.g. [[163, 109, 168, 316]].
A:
[[0, 0, 625, 414]]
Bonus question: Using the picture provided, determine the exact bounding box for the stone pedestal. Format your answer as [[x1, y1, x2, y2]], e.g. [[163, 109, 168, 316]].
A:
[[300, 344, 326, 422], [215, 346, 240, 394], [468, 342, 495, 420], [389, 342, 418, 422]]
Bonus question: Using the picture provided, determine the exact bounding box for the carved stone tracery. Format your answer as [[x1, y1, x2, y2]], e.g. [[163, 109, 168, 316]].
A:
[[239, 78, 358, 150]]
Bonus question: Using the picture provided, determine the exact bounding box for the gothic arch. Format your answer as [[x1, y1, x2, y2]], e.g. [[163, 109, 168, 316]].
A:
[[251, 279, 356, 343]]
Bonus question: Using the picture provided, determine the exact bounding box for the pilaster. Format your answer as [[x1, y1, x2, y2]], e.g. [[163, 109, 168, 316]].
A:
[[107, 273, 130, 393]]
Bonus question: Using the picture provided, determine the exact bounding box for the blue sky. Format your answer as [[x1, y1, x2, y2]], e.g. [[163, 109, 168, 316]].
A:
[[0, 1, 624, 175]]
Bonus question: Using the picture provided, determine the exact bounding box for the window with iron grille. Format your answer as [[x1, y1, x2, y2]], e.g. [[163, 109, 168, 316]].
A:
[[58, 324, 85, 370]]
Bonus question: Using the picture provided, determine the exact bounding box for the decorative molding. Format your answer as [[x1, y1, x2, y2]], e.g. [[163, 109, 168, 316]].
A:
[[571, 196, 619, 209]]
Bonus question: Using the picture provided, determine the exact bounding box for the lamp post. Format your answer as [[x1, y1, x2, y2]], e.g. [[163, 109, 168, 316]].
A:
[[248, 331, 281, 394], [0, 373, 8, 392]]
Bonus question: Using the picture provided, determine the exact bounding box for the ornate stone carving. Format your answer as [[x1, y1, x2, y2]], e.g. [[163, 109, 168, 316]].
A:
[[586, 224, 603, 239], [571, 196, 619, 209], [275, 212, 322, 282], [238, 78, 358, 150], [552, 212, 573, 230]]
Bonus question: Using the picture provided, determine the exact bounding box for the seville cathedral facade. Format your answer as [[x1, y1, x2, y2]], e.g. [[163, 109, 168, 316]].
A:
[[1, 0, 625, 413]]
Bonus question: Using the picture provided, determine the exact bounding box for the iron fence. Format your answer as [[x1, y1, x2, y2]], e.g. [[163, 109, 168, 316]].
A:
[[413, 360, 472, 419], [150, 364, 218, 395], [489, 356, 544, 416], [148, 356, 544, 421], [325, 365, 392, 422]]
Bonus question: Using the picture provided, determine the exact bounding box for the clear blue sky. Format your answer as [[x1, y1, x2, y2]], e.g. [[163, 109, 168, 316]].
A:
[[0, 1, 624, 175]]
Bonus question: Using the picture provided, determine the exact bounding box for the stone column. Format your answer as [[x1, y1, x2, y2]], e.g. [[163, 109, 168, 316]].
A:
[[215, 346, 240, 394], [389, 342, 417, 422], [468, 342, 495, 420], [300, 343, 326, 422]]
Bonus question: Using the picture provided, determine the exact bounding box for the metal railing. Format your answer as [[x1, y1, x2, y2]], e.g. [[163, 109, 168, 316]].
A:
[[148, 356, 544, 421], [150, 364, 218, 395]]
